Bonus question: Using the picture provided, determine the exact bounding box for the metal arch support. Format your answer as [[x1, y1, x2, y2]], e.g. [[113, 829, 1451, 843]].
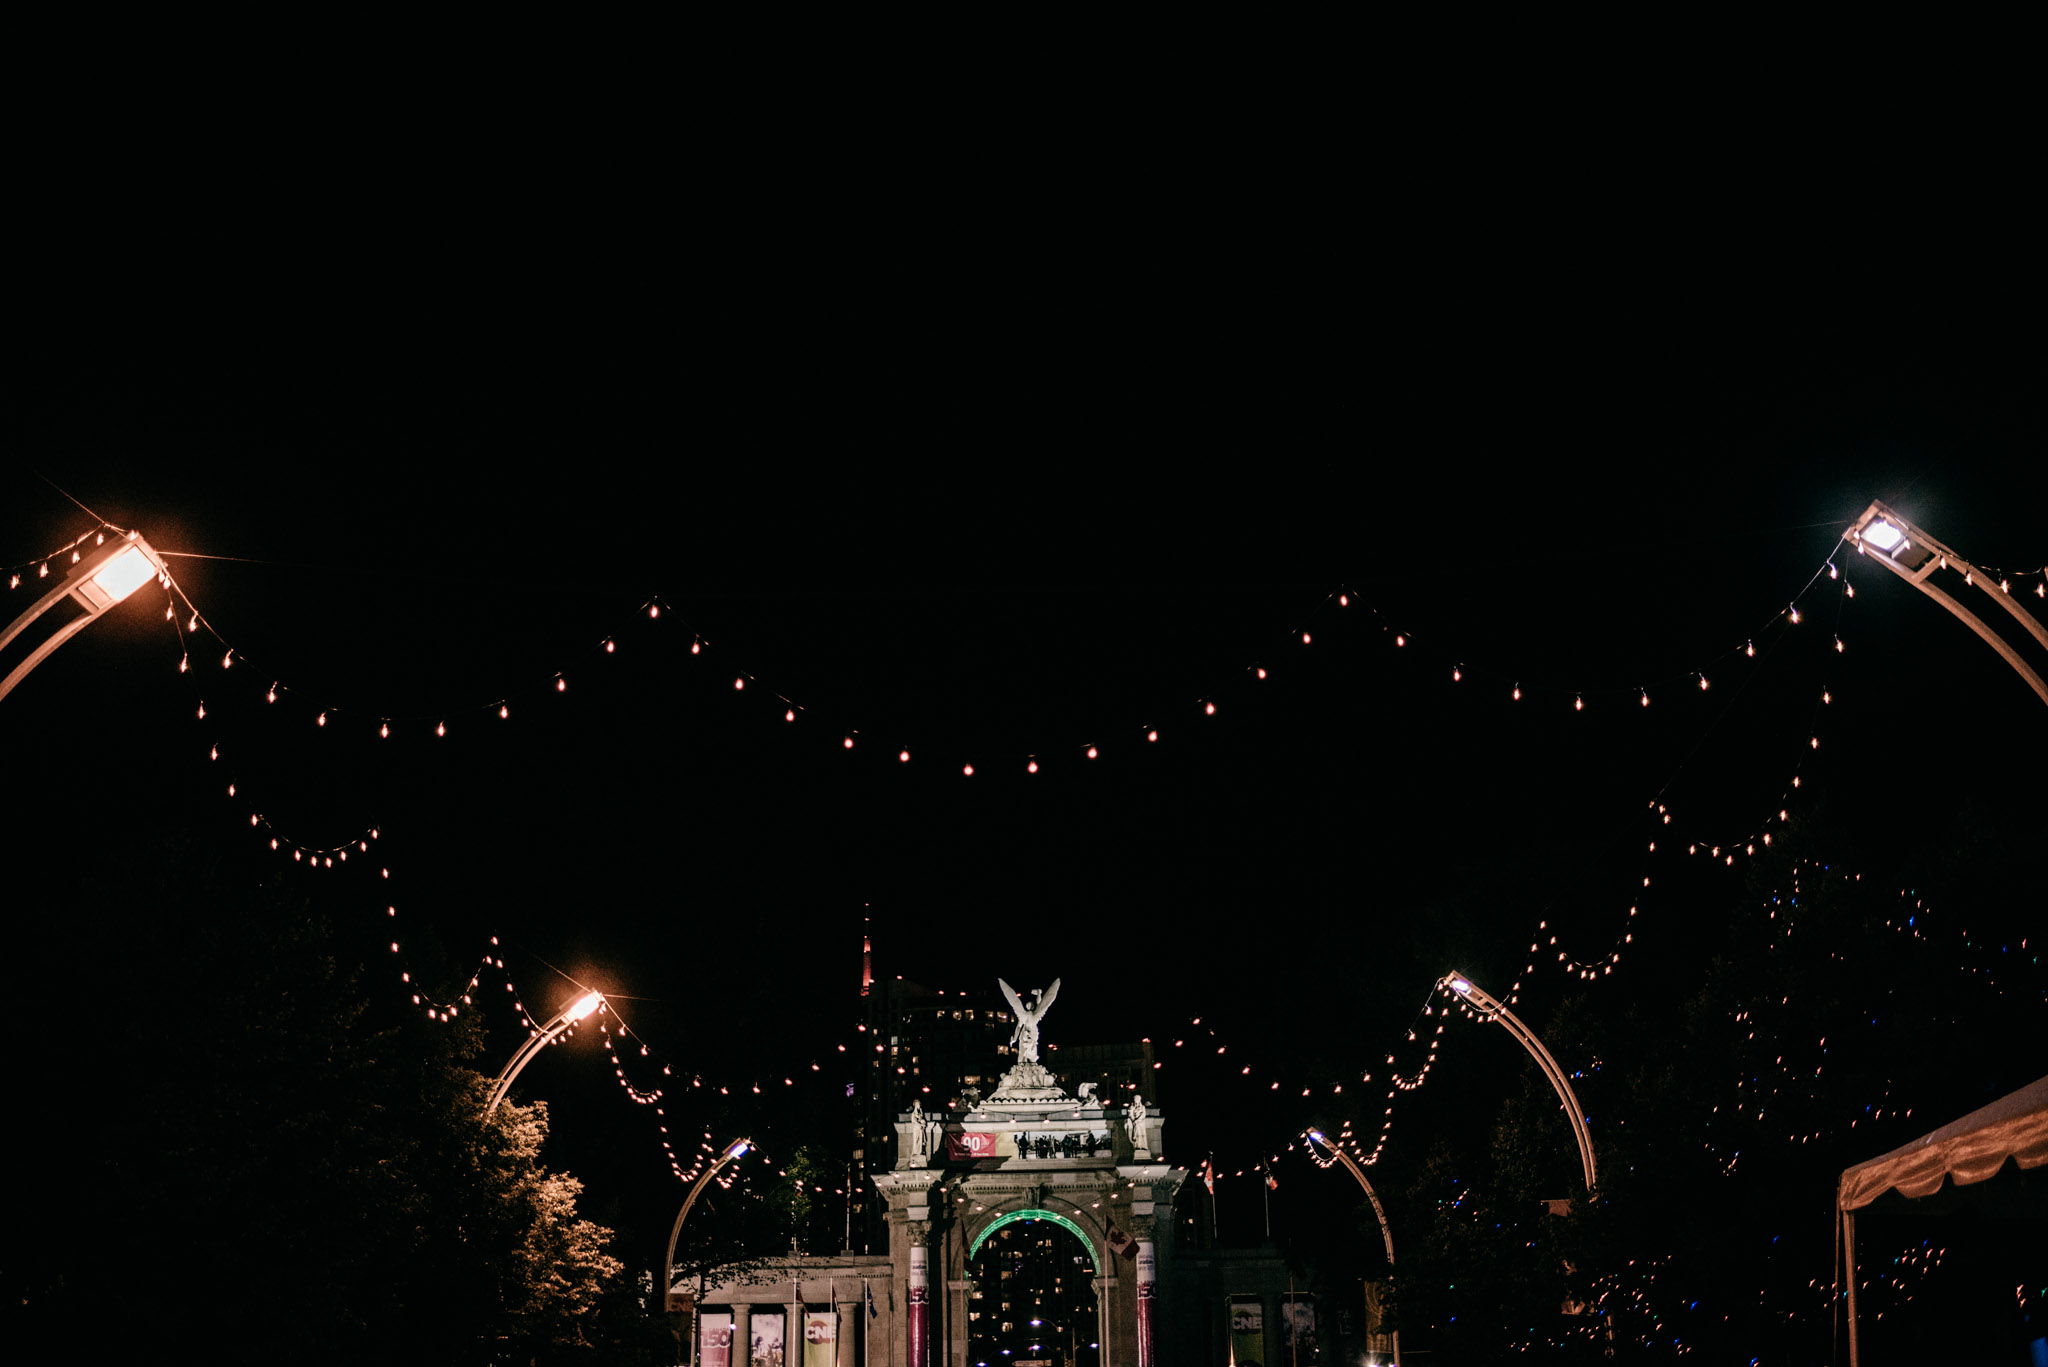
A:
[[1307, 1132, 1402, 1364], [1443, 972, 1598, 1193]]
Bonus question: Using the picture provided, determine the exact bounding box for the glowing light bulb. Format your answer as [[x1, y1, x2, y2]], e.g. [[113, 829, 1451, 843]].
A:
[[1147, 729, 1158, 742], [690, 640, 701, 654], [379, 722, 390, 738], [1512, 684, 1521, 701], [604, 639, 615, 653], [649, 604, 660, 619], [1204, 701, 1216, 715], [843, 736, 854, 749], [1339, 594, 1349, 606], [962, 764, 974, 776], [1789, 605, 1800, 623], [178, 657, 188, 674], [196, 702, 205, 718], [222, 652, 233, 669], [1834, 636, 1844, 653], [316, 712, 326, 727], [785, 709, 796, 721], [1027, 760, 1038, 773], [556, 677, 566, 692], [1641, 690, 1650, 707], [437, 721, 447, 737], [1699, 674, 1709, 690], [1394, 634, 1405, 647], [1086, 745, 1098, 759], [499, 704, 510, 719], [267, 685, 277, 703], [1746, 641, 1755, 657], [1256, 667, 1268, 679], [1574, 695, 1584, 711], [899, 750, 910, 762]]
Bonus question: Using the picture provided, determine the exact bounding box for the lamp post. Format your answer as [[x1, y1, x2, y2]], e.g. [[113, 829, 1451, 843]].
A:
[[662, 1138, 755, 1334], [485, 989, 604, 1115], [1847, 500, 2048, 707], [0, 532, 167, 703], [1441, 973, 1597, 1193], [1305, 1127, 1400, 1365]]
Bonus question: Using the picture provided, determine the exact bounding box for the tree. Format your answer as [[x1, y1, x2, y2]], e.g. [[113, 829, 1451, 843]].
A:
[[3, 833, 640, 1365]]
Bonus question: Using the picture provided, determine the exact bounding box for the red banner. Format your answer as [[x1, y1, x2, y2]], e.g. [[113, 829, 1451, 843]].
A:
[[946, 1131, 1000, 1160]]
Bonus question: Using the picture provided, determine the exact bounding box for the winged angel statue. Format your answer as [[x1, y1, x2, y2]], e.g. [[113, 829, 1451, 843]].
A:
[[997, 977, 1060, 1065]]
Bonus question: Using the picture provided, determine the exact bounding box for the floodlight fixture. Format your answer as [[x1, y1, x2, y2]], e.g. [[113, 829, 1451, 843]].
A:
[[0, 532, 169, 704], [485, 988, 607, 1114], [663, 1135, 758, 1314], [1847, 500, 2048, 707]]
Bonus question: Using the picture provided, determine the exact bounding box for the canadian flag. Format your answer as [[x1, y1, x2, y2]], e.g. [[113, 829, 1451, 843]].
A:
[[1106, 1223, 1139, 1261]]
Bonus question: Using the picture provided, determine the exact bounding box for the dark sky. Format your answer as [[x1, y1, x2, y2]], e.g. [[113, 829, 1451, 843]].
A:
[[5, 301, 2044, 1259]]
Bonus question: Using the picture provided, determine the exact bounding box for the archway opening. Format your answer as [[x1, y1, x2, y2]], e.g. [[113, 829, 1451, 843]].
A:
[[967, 1210, 1101, 1367]]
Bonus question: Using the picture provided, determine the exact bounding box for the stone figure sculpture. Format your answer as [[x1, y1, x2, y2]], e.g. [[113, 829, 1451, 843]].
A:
[[998, 977, 1060, 1065], [907, 1099, 929, 1157]]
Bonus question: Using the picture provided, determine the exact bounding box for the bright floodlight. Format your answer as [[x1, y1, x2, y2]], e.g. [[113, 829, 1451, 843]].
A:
[[79, 543, 160, 610], [1449, 977, 1472, 995], [1860, 519, 1907, 553], [1, 532, 171, 705], [564, 991, 604, 1023], [724, 1138, 753, 1159], [1306, 1127, 1327, 1144]]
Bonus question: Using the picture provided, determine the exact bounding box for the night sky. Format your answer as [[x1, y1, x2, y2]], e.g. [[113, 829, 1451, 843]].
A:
[[6, 305, 2044, 1303]]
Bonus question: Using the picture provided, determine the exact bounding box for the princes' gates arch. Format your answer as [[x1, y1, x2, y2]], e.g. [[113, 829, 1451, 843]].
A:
[[672, 978, 1380, 1367], [681, 976, 1182, 1366]]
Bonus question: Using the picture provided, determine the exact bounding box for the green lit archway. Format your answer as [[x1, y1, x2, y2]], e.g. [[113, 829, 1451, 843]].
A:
[[967, 1209, 1103, 1367], [968, 1208, 1100, 1274]]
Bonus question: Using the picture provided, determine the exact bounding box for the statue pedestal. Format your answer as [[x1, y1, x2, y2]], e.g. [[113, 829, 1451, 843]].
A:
[[985, 1061, 1067, 1104]]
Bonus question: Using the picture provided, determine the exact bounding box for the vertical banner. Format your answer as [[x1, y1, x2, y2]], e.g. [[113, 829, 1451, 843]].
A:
[[1282, 1295, 1318, 1364], [1134, 1240, 1157, 1367], [700, 1312, 734, 1367], [803, 1310, 836, 1367], [751, 1310, 786, 1367], [1229, 1296, 1264, 1366], [906, 1244, 928, 1367]]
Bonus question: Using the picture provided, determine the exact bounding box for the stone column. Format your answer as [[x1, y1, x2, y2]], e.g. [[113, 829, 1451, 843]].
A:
[[732, 1303, 752, 1367], [835, 1291, 861, 1367]]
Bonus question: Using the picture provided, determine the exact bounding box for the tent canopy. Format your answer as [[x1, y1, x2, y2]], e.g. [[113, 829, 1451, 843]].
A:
[[1838, 1073, 2048, 1213]]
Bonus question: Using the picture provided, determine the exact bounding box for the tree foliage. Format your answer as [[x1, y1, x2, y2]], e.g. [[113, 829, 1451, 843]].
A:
[[5, 835, 648, 1365]]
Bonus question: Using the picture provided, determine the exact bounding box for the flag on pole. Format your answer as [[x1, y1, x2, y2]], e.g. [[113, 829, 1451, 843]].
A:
[[1106, 1223, 1139, 1261], [1202, 1156, 1215, 1194], [866, 1279, 877, 1318]]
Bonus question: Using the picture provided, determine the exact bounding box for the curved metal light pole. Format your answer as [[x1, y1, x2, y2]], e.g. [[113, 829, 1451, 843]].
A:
[[485, 989, 604, 1114], [1848, 500, 2048, 707], [662, 1138, 755, 1317], [1, 533, 167, 703], [1442, 973, 1597, 1193], [1306, 1127, 1400, 1365]]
